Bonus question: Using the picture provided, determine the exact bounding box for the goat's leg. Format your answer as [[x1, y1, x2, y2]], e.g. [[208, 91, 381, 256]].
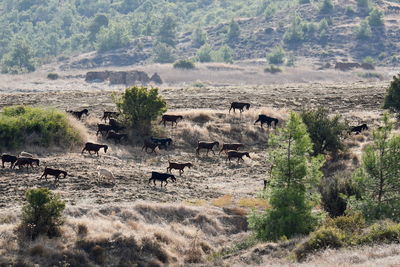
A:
[[229, 107, 232, 113], [2, 161, 4, 168], [211, 149, 215, 155]]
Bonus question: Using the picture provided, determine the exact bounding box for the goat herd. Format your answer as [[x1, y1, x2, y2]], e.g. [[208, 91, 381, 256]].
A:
[[1, 102, 368, 189]]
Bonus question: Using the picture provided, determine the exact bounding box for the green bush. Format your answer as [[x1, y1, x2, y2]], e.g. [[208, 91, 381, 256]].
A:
[[320, 0, 334, 14], [357, 0, 371, 14], [355, 20, 372, 40], [47, 72, 59, 80], [213, 45, 234, 63], [19, 188, 65, 240], [95, 23, 131, 52], [192, 27, 207, 48], [226, 19, 240, 42], [325, 214, 366, 236], [294, 226, 345, 261], [114, 86, 167, 135], [357, 222, 400, 245], [197, 44, 213, 63], [362, 56, 375, 64], [264, 65, 282, 74], [152, 42, 176, 63], [1, 39, 35, 74], [173, 59, 195, 69], [367, 8, 384, 27], [384, 74, 400, 111], [284, 16, 304, 44], [266, 46, 285, 65], [0, 106, 83, 150]]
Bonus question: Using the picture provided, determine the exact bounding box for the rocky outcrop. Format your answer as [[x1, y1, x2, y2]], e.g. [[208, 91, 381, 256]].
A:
[[85, 70, 162, 85]]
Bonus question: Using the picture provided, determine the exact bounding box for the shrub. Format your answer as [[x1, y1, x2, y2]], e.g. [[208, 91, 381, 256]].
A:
[[173, 59, 195, 69], [47, 72, 59, 80], [192, 27, 207, 48], [294, 226, 345, 261], [324, 214, 366, 236], [355, 20, 372, 40], [320, 0, 333, 14], [0, 105, 83, 150], [213, 45, 234, 63], [264, 65, 282, 74], [357, 222, 400, 245], [357, 0, 371, 14], [152, 42, 175, 63], [19, 188, 65, 240], [384, 74, 400, 111], [226, 19, 240, 42], [367, 8, 384, 27], [114, 86, 167, 135], [284, 16, 304, 44], [95, 23, 131, 52], [362, 56, 375, 64], [266, 46, 285, 65], [197, 44, 212, 62], [1, 39, 35, 74]]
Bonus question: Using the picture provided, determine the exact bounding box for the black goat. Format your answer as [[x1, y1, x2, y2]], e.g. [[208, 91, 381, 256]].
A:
[[151, 137, 173, 149], [219, 143, 244, 154], [142, 140, 159, 154], [148, 172, 176, 187], [196, 141, 219, 156], [350, 124, 368, 134], [102, 111, 119, 122], [254, 115, 279, 128], [107, 131, 128, 144], [226, 151, 251, 163], [159, 115, 183, 127], [13, 157, 40, 169], [229, 102, 250, 113], [67, 109, 89, 120], [1, 154, 17, 168], [40, 167, 67, 182], [82, 142, 108, 156]]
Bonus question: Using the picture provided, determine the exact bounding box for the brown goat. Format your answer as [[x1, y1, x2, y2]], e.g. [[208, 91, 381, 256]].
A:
[[196, 141, 219, 156], [219, 143, 244, 155], [142, 140, 159, 154], [159, 114, 183, 127], [226, 151, 251, 163], [167, 162, 193, 176], [40, 167, 67, 182]]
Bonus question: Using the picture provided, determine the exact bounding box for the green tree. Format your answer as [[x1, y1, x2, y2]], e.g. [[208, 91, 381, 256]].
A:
[[355, 20, 372, 40], [152, 42, 175, 63], [350, 113, 400, 221], [226, 19, 240, 43], [284, 15, 304, 44], [157, 14, 177, 47], [367, 8, 384, 27], [192, 27, 207, 48], [19, 188, 65, 240], [248, 112, 324, 240], [357, 0, 371, 14], [114, 86, 167, 134], [95, 23, 130, 52], [301, 108, 348, 156], [214, 45, 234, 63], [1, 39, 35, 74], [197, 44, 213, 62], [384, 74, 400, 112], [320, 0, 334, 14], [267, 46, 285, 65], [88, 14, 109, 42]]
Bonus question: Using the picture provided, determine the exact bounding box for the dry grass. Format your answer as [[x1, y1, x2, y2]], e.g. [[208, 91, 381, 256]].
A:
[[238, 198, 270, 209], [212, 195, 233, 207]]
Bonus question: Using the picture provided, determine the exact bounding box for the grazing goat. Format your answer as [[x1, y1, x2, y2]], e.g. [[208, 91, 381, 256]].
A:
[[67, 109, 89, 120], [1, 154, 17, 168], [149, 172, 176, 187], [40, 167, 67, 182], [82, 142, 108, 156], [102, 111, 119, 122], [151, 137, 173, 149], [167, 162, 193, 176], [107, 131, 128, 144], [13, 157, 40, 169], [350, 124, 368, 134], [226, 151, 251, 163], [109, 119, 125, 131], [159, 115, 183, 127], [219, 143, 244, 155], [254, 115, 279, 128], [196, 141, 219, 156], [97, 166, 115, 183], [142, 140, 159, 154], [229, 102, 250, 113], [19, 151, 33, 158]]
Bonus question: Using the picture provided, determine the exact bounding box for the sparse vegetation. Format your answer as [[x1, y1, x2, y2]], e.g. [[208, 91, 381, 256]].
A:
[[47, 72, 59, 80], [173, 59, 195, 70], [266, 46, 285, 65], [264, 65, 282, 73]]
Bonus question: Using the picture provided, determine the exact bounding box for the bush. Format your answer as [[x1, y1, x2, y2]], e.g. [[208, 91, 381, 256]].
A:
[[19, 188, 65, 240], [266, 46, 285, 65], [367, 8, 384, 27], [320, 0, 333, 14], [47, 72, 59, 80], [152, 42, 175, 63], [362, 56, 375, 64], [1, 39, 35, 74], [213, 45, 234, 63], [355, 20, 372, 40], [357, 222, 400, 245], [324, 214, 366, 236], [264, 65, 282, 74], [226, 19, 240, 42], [384, 74, 400, 111], [0, 106, 83, 150], [357, 0, 371, 14], [192, 27, 207, 48], [284, 16, 304, 44], [197, 44, 213, 62], [173, 59, 195, 69], [114, 86, 167, 135], [95, 23, 131, 52]]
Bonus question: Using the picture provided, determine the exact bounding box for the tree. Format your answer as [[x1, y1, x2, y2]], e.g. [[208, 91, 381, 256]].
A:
[[351, 113, 400, 221], [215, 45, 234, 63], [152, 42, 175, 63], [157, 14, 177, 47], [267, 46, 285, 65], [320, 0, 333, 14], [357, 0, 371, 14], [248, 112, 324, 240], [95, 23, 130, 52], [1, 38, 35, 74], [367, 8, 384, 27], [383, 74, 400, 112], [192, 27, 207, 48], [197, 44, 213, 62], [19, 188, 65, 240], [355, 20, 372, 40], [226, 19, 240, 43], [88, 14, 109, 42], [301, 108, 348, 156], [114, 86, 167, 134], [284, 15, 305, 44]]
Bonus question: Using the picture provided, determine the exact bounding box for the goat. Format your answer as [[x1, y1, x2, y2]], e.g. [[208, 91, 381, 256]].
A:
[[149, 172, 176, 187], [109, 119, 125, 132], [97, 166, 115, 183], [142, 140, 159, 154], [219, 143, 244, 155], [81, 142, 108, 156], [159, 115, 183, 127], [167, 162, 193, 176], [13, 157, 40, 169], [107, 131, 128, 144], [254, 114, 279, 128], [101, 111, 119, 122], [151, 137, 173, 149], [19, 151, 33, 158], [196, 141, 219, 156], [350, 124, 368, 135], [96, 124, 114, 136], [67, 109, 89, 120], [1, 154, 17, 168], [229, 102, 250, 113], [39, 167, 67, 182], [226, 151, 251, 163]]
